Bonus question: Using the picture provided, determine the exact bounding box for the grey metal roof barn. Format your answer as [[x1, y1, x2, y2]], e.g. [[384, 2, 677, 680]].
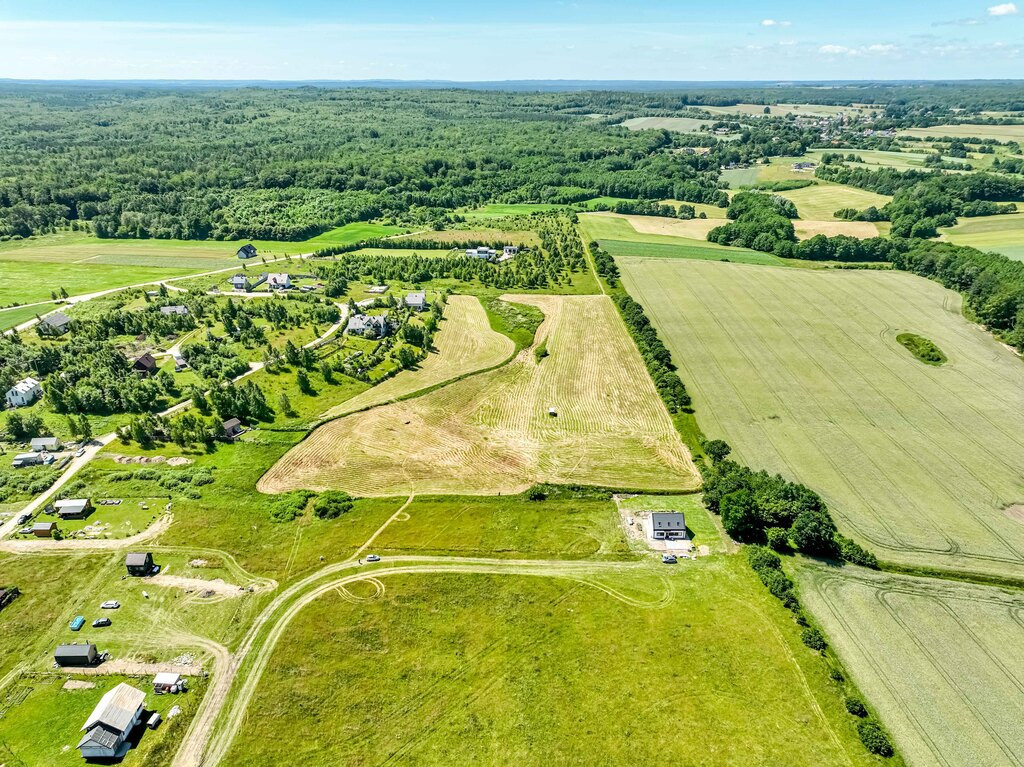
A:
[[55, 642, 98, 666], [78, 682, 146, 759]]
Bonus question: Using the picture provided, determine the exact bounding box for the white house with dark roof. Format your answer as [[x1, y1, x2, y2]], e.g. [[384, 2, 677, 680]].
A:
[[77, 682, 146, 759], [267, 273, 291, 290], [5, 377, 41, 407], [651, 511, 687, 540]]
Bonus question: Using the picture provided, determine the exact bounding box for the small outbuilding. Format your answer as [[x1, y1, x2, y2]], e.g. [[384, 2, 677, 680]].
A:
[[30, 436, 62, 452], [153, 672, 187, 694], [125, 552, 155, 577], [54, 498, 94, 520], [39, 311, 72, 335], [77, 682, 146, 759], [12, 452, 42, 468], [32, 521, 57, 538], [55, 642, 99, 667], [222, 418, 243, 439], [651, 512, 687, 540], [236, 243, 258, 259]]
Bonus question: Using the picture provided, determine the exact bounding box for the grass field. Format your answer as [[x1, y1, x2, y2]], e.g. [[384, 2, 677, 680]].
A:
[[222, 559, 879, 767], [898, 123, 1024, 143], [324, 295, 515, 418], [776, 184, 892, 221], [0, 223, 404, 307], [458, 203, 568, 217], [618, 258, 1024, 578], [798, 564, 1024, 767], [940, 212, 1024, 261], [0, 673, 203, 767], [620, 116, 719, 133], [704, 103, 878, 118], [259, 294, 699, 496]]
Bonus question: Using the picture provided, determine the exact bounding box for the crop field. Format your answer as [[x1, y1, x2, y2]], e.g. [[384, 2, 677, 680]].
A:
[[618, 258, 1024, 578], [459, 202, 568, 217], [620, 116, 718, 133], [798, 564, 1024, 767], [898, 123, 1024, 142], [325, 295, 515, 418], [593, 211, 722, 240], [414, 228, 542, 247], [703, 103, 878, 118], [222, 559, 877, 767], [776, 183, 892, 220], [793, 220, 883, 239], [940, 212, 1024, 261], [259, 294, 699, 496]]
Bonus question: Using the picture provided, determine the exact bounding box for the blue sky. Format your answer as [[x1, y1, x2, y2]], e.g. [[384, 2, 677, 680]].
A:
[[0, 1, 1021, 80]]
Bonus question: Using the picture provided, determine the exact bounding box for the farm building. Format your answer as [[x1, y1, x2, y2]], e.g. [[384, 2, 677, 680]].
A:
[[30, 436, 62, 452], [236, 243, 258, 259], [159, 305, 189, 316], [39, 311, 72, 335], [173, 354, 188, 372], [5, 377, 42, 407], [346, 313, 390, 339], [77, 682, 146, 760], [153, 672, 187, 694], [32, 522, 57, 537], [267, 273, 291, 290], [131, 353, 158, 377], [651, 512, 687, 540], [366, 285, 389, 294], [54, 498, 94, 520], [405, 292, 427, 312], [222, 418, 243, 439], [0, 587, 20, 612], [503, 245, 519, 257], [125, 552, 156, 576], [12, 452, 42, 468], [55, 642, 99, 667]]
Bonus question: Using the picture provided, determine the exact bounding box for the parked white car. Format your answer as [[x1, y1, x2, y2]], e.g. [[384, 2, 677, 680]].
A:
[[100, 600, 121, 609]]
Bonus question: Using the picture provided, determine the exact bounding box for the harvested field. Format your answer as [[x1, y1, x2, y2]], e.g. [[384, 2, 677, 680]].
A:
[[597, 212, 721, 240], [324, 295, 515, 418], [619, 258, 1024, 578], [898, 123, 1024, 143], [798, 564, 1024, 767], [793, 220, 882, 239], [415, 229, 541, 247], [259, 295, 698, 496]]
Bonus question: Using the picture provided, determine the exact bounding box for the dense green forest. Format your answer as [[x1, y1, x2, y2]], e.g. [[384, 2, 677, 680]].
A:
[[3, 82, 1024, 242]]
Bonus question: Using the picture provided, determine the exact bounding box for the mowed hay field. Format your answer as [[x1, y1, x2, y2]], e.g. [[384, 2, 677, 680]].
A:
[[259, 294, 699, 496], [940, 212, 1024, 262], [798, 564, 1024, 767], [777, 184, 892, 221], [899, 123, 1024, 142], [618, 259, 1024, 577], [620, 116, 718, 133], [222, 562, 880, 767], [325, 295, 515, 418]]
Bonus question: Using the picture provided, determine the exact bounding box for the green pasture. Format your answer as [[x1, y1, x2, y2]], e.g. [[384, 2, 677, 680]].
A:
[[776, 183, 892, 220], [898, 123, 1024, 143], [601, 238, 782, 265], [620, 116, 718, 133], [223, 559, 879, 767], [619, 258, 1024, 579], [940, 212, 1024, 261], [798, 564, 1024, 767]]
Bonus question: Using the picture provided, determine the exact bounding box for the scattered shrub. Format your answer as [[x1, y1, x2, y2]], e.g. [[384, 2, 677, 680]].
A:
[[765, 526, 791, 553], [801, 627, 828, 653], [313, 491, 353, 520], [270, 490, 316, 523], [844, 697, 868, 717], [857, 720, 894, 757]]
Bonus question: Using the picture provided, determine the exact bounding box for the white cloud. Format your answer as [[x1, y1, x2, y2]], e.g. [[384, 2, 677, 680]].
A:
[[989, 3, 1018, 15], [819, 44, 853, 54], [761, 19, 792, 27], [867, 43, 899, 53]]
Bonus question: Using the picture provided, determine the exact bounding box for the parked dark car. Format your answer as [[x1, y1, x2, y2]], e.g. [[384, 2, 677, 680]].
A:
[[92, 618, 111, 628]]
